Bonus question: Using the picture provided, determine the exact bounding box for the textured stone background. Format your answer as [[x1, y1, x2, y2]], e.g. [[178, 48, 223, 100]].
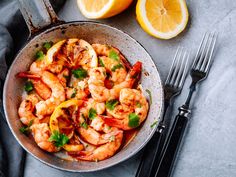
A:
[[25, 0, 236, 176]]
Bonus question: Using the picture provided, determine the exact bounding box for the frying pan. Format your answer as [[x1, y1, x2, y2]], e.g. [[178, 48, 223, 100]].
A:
[[3, 0, 164, 172]]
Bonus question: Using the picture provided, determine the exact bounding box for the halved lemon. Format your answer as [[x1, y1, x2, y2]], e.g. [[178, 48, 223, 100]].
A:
[[136, 0, 189, 39], [49, 100, 84, 139], [77, 0, 133, 19]]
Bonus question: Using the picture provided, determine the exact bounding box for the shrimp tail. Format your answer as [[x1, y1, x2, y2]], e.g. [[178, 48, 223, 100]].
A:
[[127, 61, 142, 88], [17, 72, 41, 79]]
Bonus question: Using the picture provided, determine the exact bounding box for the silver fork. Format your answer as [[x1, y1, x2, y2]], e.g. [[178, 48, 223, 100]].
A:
[[136, 47, 190, 177], [155, 32, 218, 177]]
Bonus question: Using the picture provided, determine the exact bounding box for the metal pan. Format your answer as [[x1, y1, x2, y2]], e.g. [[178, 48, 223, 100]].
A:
[[3, 0, 163, 172]]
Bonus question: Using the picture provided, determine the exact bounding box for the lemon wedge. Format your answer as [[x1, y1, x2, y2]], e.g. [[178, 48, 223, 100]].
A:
[[77, 0, 133, 19], [136, 0, 189, 39]]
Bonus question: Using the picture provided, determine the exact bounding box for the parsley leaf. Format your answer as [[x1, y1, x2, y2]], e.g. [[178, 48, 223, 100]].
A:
[[111, 64, 123, 72], [19, 120, 34, 135], [99, 58, 105, 67], [80, 121, 88, 129], [24, 81, 34, 93], [109, 50, 119, 61], [43, 41, 53, 50], [72, 68, 88, 79], [35, 50, 44, 60], [145, 89, 152, 105], [48, 130, 69, 147], [71, 88, 77, 98], [128, 113, 140, 128], [150, 120, 158, 128], [105, 99, 119, 110], [88, 108, 97, 120]]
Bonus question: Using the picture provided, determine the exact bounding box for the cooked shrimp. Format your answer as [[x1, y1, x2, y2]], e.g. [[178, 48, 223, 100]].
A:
[[99, 56, 127, 85], [35, 71, 65, 118], [74, 130, 123, 161], [88, 61, 142, 102], [30, 59, 46, 74], [18, 94, 39, 125], [103, 88, 149, 130], [57, 68, 69, 87], [31, 123, 58, 152]]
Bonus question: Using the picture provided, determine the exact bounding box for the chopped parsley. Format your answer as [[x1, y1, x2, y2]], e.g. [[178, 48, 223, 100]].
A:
[[109, 135, 115, 142], [105, 99, 119, 110], [150, 120, 158, 128], [80, 121, 88, 129], [48, 130, 69, 147], [19, 120, 33, 135], [43, 41, 53, 50], [111, 64, 123, 72], [71, 88, 77, 98], [72, 68, 88, 79], [88, 108, 97, 120], [24, 81, 34, 93], [128, 113, 140, 128], [136, 102, 142, 108], [109, 50, 119, 61], [35, 50, 44, 60], [145, 89, 152, 105], [99, 58, 105, 67]]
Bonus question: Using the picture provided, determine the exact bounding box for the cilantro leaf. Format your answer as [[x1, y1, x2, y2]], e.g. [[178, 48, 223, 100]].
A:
[[24, 81, 34, 93], [35, 50, 44, 60], [88, 108, 97, 120], [150, 120, 158, 128], [111, 64, 123, 72], [145, 89, 152, 105], [71, 88, 77, 98], [99, 58, 105, 67], [43, 41, 53, 50], [109, 50, 119, 61], [72, 68, 88, 79], [128, 113, 140, 128], [105, 99, 119, 110], [80, 121, 88, 129], [48, 130, 69, 147]]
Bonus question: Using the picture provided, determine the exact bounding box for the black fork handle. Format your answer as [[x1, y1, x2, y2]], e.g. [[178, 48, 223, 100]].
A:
[[135, 125, 165, 177], [155, 106, 191, 177]]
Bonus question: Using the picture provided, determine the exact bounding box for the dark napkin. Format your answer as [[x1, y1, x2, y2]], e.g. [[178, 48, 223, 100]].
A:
[[0, 1, 65, 177]]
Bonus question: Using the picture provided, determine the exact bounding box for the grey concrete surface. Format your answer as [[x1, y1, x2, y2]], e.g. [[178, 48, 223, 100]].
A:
[[24, 0, 236, 176]]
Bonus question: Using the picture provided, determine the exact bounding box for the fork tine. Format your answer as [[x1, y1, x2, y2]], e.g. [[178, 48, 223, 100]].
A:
[[165, 47, 181, 85], [195, 33, 210, 70], [174, 50, 188, 87], [192, 33, 207, 69], [203, 32, 217, 72], [178, 52, 189, 88]]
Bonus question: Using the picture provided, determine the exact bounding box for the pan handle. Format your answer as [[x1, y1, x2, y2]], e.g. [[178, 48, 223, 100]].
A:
[[18, 0, 62, 36]]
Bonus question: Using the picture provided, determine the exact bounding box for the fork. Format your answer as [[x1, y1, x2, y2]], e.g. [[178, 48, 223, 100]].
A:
[[135, 47, 189, 177], [155, 32, 217, 177]]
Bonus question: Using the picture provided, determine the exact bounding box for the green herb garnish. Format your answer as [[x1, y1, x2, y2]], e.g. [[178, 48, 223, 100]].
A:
[[35, 50, 44, 60], [43, 41, 53, 50], [105, 99, 119, 110], [128, 113, 140, 128], [80, 121, 88, 129], [71, 88, 77, 98], [111, 64, 123, 72], [72, 68, 88, 79], [88, 108, 97, 120], [48, 130, 69, 147], [136, 102, 142, 108], [24, 81, 34, 93], [145, 89, 152, 105], [99, 58, 105, 67], [109, 50, 119, 61], [150, 120, 158, 128], [19, 120, 34, 135], [109, 135, 115, 142]]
